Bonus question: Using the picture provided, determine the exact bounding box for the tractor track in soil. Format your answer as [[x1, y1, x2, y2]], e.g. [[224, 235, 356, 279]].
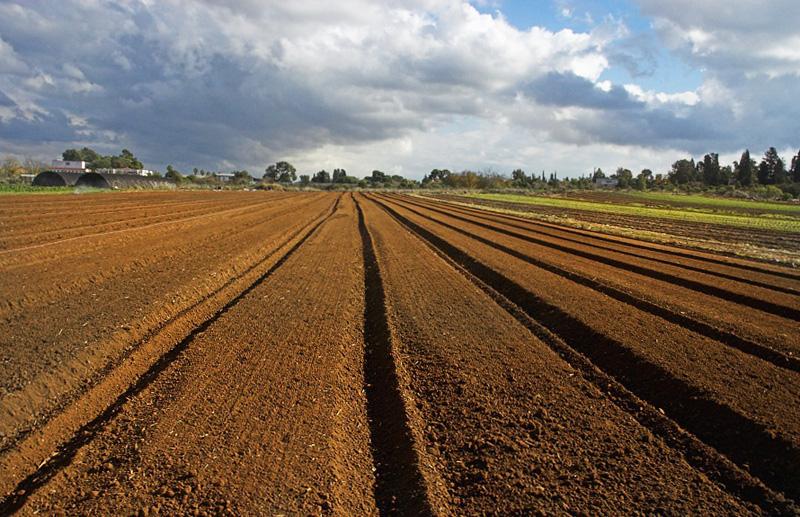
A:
[[0, 194, 332, 448], [369, 193, 800, 505], [429, 194, 800, 283], [435, 194, 800, 254]]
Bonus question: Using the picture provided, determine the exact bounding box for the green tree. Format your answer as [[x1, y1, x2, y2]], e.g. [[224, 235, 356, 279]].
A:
[[62, 149, 82, 161], [299, 175, 310, 186], [791, 150, 800, 182], [592, 168, 605, 180], [700, 153, 721, 185], [758, 147, 786, 184], [615, 167, 633, 188], [332, 168, 347, 183], [735, 150, 756, 186], [264, 161, 297, 183], [719, 165, 733, 185], [511, 168, 528, 187], [165, 165, 182, 182], [423, 169, 451, 184], [232, 170, 252, 184], [636, 169, 653, 190], [668, 159, 695, 185], [369, 170, 387, 184], [312, 170, 330, 183]]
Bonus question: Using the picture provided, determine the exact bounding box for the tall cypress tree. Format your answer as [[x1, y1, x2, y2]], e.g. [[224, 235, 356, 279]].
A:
[[758, 147, 783, 184], [701, 153, 721, 185], [735, 150, 755, 186], [792, 150, 800, 182]]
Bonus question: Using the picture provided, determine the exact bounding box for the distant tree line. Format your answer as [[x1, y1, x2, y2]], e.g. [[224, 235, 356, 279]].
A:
[[62, 147, 144, 170], [419, 146, 800, 199]]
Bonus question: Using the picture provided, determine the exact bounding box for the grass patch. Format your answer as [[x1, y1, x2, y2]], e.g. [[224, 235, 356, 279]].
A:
[[0, 184, 117, 196], [0, 184, 75, 195], [468, 193, 800, 233]]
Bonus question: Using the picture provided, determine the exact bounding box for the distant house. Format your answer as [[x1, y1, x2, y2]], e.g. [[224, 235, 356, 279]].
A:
[[49, 160, 155, 176], [95, 168, 156, 176], [216, 173, 235, 182], [594, 177, 619, 187], [49, 160, 88, 173]]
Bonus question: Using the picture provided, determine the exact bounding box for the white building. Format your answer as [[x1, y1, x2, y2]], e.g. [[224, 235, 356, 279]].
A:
[[50, 160, 88, 173], [95, 168, 156, 176], [216, 173, 235, 182], [594, 177, 619, 187]]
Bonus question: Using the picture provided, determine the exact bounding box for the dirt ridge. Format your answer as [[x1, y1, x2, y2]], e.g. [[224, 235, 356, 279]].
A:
[[0, 196, 341, 510], [429, 194, 800, 280], [403, 194, 800, 296], [386, 195, 800, 373], [370, 194, 800, 505], [390, 195, 799, 320]]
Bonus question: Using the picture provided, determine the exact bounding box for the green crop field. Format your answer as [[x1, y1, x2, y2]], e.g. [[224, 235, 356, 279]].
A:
[[468, 193, 800, 233], [603, 191, 800, 213]]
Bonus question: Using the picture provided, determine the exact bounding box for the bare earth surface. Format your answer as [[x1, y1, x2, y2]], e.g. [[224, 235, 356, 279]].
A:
[[0, 191, 798, 515]]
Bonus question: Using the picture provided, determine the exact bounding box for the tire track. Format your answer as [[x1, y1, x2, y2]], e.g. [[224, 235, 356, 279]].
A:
[[399, 194, 800, 296], [369, 194, 800, 505], [380, 194, 800, 372], [0, 196, 341, 514], [384, 195, 799, 320], [425, 194, 800, 282], [355, 196, 435, 516]]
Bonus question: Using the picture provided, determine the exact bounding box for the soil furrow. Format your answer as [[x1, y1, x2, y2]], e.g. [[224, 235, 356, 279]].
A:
[[0, 195, 332, 448], [0, 195, 290, 254], [383, 195, 800, 372], [388, 195, 800, 321], [438, 194, 800, 258], [431, 194, 800, 281], [370, 194, 800, 502], [402, 194, 800, 296], [355, 196, 435, 515], [360, 194, 780, 514], [0, 195, 342, 514], [389, 194, 800, 356]]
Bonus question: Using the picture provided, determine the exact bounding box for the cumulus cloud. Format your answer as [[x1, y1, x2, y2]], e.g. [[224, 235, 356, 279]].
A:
[[0, 0, 797, 176]]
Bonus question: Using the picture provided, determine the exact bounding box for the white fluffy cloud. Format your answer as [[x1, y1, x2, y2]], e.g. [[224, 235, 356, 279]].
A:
[[0, 0, 797, 177]]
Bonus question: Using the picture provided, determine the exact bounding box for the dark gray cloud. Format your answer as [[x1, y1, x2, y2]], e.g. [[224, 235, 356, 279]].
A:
[[0, 0, 797, 176], [525, 72, 640, 110]]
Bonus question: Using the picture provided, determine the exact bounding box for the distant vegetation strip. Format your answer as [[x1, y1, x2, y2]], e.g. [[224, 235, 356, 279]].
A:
[[612, 191, 800, 213], [469, 193, 800, 233]]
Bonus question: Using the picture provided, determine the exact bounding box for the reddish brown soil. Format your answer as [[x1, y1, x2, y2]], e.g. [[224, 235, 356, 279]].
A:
[[436, 193, 800, 253], [1, 191, 798, 514], [393, 194, 800, 356]]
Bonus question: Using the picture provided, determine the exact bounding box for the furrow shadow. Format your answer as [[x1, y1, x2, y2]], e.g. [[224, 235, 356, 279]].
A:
[[0, 195, 342, 515], [355, 196, 435, 516], [384, 195, 800, 373], [370, 194, 800, 506], [396, 194, 799, 296], [419, 194, 800, 282], [386, 195, 799, 320]]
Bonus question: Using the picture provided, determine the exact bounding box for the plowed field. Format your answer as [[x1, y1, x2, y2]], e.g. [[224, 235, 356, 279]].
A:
[[1, 191, 798, 515]]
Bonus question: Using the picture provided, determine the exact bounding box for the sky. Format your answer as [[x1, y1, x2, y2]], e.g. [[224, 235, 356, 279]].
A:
[[0, 0, 798, 179]]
